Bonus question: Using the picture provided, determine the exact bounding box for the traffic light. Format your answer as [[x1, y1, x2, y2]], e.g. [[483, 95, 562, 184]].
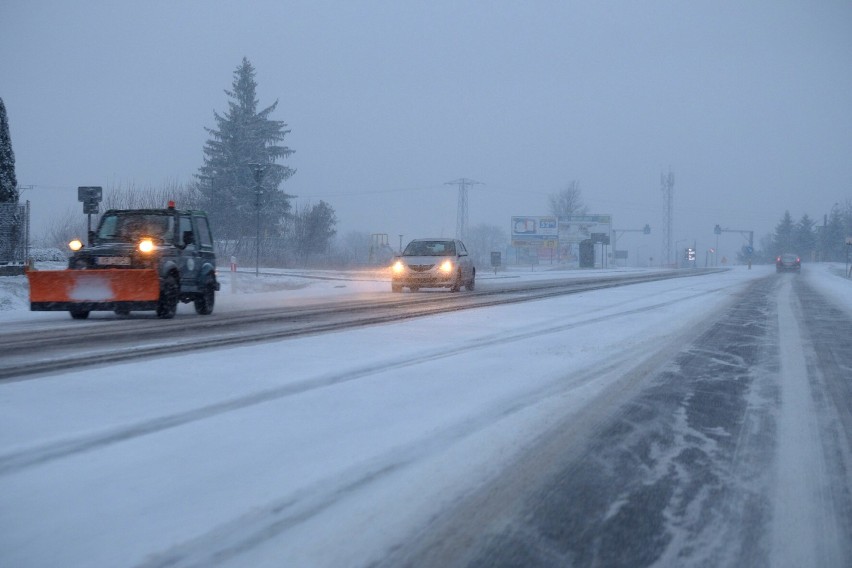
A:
[[643, 224, 651, 235], [714, 224, 722, 235]]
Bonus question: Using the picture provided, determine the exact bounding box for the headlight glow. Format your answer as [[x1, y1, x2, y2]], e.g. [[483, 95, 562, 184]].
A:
[[138, 238, 155, 253], [68, 239, 83, 251], [440, 260, 454, 273], [392, 260, 405, 273]]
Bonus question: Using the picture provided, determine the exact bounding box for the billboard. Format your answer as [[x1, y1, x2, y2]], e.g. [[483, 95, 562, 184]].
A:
[[558, 214, 612, 244], [511, 216, 558, 248]]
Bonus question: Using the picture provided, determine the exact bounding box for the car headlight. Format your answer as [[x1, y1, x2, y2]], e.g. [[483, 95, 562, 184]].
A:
[[392, 260, 405, 274], [68, 239, 83, 251], [439, 260, 454, 273], [138, 238, 155, 253]]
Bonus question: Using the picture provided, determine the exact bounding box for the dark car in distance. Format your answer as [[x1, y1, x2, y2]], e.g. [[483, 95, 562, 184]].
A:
[[776, 253, 801, 273]]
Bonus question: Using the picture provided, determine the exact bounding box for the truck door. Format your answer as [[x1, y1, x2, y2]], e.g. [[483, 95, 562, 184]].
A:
[[177, 214, 200, 290], [192, 213, 216, 278]]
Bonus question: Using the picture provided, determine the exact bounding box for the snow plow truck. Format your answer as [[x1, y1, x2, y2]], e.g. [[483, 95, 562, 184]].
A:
[[27, 202, 220, 319]]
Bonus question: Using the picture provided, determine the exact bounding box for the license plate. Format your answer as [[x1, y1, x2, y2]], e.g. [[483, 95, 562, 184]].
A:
[[96, 256, 131, 266]]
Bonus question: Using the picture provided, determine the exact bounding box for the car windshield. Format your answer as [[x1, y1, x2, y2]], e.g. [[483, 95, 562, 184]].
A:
[[97, 213, 174, 243], [403, 240, 455, 256]]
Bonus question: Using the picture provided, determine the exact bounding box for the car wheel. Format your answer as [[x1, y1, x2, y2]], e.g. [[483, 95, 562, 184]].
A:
[[157, 275, 179, 319], [194, 276, 216, 315], [466, 269, 476, 291], [409, 286, 419, 292], [450, 271, 462, 292], [69, 308, 90, 320], [391, 283, 402, 293]]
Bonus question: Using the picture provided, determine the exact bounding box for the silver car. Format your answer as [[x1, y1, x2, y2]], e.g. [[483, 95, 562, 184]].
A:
[[391, 238, 476, 292]]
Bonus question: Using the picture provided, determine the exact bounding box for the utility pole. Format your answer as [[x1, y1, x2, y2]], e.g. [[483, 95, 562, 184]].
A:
[[445, 178, 483, 241], [661, 169, 674, 267], [250, 164, 266, 277]]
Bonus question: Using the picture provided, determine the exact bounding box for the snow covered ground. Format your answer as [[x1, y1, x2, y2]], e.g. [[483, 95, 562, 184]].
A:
[[0, 263, 850, 567]]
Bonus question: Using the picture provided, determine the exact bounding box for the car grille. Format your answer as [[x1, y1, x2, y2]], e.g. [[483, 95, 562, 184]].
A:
[[409, 264, 434, 272]]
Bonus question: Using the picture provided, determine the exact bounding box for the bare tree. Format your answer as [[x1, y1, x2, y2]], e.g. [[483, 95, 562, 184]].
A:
[[101, 180, 198, 210], [332, 231, 373, 267], [548, 181, 587, 262], [465, 223, 509, 268], [36, 206, 87, 251], [548, 181, 587, 219]]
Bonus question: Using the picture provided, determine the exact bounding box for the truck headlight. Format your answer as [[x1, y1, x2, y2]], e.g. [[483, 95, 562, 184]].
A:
[[138, 238, 155, 253], [68, 239, 83, 251]]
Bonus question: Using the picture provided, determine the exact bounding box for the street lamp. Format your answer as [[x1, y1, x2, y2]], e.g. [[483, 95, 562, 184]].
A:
[[249, 163, 267, 277]]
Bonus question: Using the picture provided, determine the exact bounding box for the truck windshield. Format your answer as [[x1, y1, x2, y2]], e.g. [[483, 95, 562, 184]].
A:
[[97, 214, 174, 243]]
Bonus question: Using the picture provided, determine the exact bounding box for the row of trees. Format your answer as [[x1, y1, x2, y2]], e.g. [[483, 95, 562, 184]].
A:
[[762, 204, 852, 262]]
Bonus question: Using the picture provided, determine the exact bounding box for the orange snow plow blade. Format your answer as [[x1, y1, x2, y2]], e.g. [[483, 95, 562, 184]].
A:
[[27, 269, 160, 310]]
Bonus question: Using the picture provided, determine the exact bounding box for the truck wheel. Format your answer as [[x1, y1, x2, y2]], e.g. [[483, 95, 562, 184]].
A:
[[157, 275, 178, 319], [194, 277, 216, 315], [69, 308, 90, 320]]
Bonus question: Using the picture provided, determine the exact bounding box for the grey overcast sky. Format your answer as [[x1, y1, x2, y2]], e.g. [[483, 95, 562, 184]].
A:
[[2, 0, 851, 261]]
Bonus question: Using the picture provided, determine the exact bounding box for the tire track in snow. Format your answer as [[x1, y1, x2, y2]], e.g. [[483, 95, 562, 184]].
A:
[[769, 279, 844, 565], [375, 276, 775, 568], [0, 286, 727, 477], [780, 277, 852, 565]]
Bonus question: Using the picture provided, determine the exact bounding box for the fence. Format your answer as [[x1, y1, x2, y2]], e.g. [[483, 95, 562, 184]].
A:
[[0, 201, 29, 270]]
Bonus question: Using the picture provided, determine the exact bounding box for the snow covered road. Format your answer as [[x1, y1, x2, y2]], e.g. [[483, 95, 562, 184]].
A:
[[1, 265, 850, 567]]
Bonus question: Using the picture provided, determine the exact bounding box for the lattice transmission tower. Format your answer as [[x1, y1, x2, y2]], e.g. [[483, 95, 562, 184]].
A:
[[445, 178, 483, 241], [661, 169, 674, 267]]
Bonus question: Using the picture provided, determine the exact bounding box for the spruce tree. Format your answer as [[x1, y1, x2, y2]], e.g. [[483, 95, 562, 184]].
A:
[[196, 58, 295, 241], [0, 98, 18, 204], [794, 214, 817, 260], [772, 211, 795, 256], [819, 206, 845, 261], [293, 200, 337, 265]]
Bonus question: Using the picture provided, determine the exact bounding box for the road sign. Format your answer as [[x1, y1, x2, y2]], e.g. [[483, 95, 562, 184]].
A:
[[77, 186, 103, 202]]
